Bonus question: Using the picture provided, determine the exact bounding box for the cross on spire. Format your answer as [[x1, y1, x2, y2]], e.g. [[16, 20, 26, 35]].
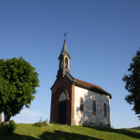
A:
[[63, 32, 67, 40]]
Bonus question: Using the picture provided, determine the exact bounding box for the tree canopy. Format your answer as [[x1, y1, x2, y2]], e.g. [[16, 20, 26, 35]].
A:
[[122, 49, 140, 120], [0, 57, 40, 125]]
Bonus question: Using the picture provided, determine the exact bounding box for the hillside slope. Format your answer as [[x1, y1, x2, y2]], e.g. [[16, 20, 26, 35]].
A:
[[0, 123, 140, 140]]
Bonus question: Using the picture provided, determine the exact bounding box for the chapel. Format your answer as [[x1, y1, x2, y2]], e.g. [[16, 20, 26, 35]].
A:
[[50, 40, 112, 127]]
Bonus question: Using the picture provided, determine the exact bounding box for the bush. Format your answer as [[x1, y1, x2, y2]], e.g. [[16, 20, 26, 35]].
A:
[[6, 120, 17, 133], [0, 120, 17, 135], [33, 118, 48, 127]]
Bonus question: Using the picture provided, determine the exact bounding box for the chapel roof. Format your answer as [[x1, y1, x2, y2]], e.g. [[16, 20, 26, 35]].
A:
[[75, 78, 112, 99]]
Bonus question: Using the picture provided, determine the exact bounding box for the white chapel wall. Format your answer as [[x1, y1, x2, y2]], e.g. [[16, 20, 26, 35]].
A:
[[74, 86, 110, 127]]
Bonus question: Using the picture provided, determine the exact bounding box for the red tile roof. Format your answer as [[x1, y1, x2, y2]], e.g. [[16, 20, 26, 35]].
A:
[[76, 79, 112, 99]]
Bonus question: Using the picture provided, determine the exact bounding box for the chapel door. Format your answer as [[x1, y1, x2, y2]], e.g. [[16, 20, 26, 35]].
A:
[[59, 103, 67, 124]]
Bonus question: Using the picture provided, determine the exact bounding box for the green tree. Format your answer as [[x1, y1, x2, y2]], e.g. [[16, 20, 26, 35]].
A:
[[0, 57, 40, 127], [122, 49, 140, 120]]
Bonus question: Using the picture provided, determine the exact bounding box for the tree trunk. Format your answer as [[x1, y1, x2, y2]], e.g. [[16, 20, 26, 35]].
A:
[[0, 112, 11, 134], [0, 112, 2, 123], [2, 112, 11, 128]]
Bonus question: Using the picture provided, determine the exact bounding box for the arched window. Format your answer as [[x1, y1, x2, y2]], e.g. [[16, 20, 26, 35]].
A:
[[104, 103, 107, 117], [93, 100, 96, 115], [80, 97, 84, 112], [60, 58, 63, 69], [59, 92, 67, 101], [65, 58, 68, 69]]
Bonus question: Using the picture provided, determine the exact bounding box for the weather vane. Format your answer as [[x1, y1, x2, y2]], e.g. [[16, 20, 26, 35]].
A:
[[63, 32, 67, 40]]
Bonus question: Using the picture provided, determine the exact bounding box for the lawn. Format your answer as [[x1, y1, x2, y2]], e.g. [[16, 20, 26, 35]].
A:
[[0, 123, 140, 140]]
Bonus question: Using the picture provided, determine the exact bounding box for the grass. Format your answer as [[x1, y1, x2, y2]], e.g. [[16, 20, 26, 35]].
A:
[[0, 123, 140, 140]]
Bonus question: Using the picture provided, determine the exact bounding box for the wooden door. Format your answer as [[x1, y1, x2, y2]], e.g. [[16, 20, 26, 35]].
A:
[[59, 103, 67, 124]]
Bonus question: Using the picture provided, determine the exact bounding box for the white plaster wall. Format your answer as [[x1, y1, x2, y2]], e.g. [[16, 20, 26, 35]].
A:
[[74, 86, 110, 127]]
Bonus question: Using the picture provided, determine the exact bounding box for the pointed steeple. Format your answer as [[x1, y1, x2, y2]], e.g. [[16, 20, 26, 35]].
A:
[[61, 40, 67, 54], [57, 40, 71, 76], [58, 40, 71, 59]]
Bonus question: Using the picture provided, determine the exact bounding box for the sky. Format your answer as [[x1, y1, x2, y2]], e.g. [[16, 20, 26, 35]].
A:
[[0, 0, 140, 129]]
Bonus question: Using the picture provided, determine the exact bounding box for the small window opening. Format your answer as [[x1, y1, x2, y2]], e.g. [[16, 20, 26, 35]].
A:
[[104, 103, 107, 117], [93, 100, 96, 115], [80, 97, 84, 112], [60, 58, 63, 69], [65, 58, 68, 69]]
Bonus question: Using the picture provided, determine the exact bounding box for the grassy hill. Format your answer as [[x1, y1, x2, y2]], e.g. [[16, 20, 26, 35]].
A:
[[0, 123, 140, 140]]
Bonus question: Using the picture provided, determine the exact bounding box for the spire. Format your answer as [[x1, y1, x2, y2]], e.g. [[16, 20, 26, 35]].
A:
[[57, 39, 71, 76], [61, 40, 67, 54], [58, 39, 71, 59]]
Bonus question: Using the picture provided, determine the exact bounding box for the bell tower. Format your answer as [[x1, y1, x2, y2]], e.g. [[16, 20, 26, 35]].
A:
[[57, 39, 71, 76]]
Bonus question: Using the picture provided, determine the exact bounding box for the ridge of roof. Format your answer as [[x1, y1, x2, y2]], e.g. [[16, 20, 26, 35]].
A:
[[65, 71, 77, 82], [75, 78, 112, 98]]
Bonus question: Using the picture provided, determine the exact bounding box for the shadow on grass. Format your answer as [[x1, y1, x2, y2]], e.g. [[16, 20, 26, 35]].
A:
[[83, 126, 140, 139], [0, 133, 38, 140], [39, 130, 102, 140], [0, 130, 102, 140]]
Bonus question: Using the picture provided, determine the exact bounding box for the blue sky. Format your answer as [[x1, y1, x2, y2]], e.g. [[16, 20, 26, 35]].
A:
[[0, 0, 140, 129]]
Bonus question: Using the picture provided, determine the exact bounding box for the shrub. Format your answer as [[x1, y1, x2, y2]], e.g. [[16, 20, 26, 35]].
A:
[[33, 118, 48, 127], [0, 120, 17, 135], [43, 119, 48, 125], [6, 120, 17, 133]]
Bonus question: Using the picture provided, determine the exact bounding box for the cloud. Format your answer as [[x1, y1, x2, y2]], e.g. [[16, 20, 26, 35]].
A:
[[11, 119, 32, 124], [21, 109, 45, 117], [1, 109, 46, 123]]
